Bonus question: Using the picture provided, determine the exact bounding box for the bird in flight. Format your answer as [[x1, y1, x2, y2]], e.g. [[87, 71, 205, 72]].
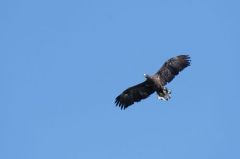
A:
[[115, 55, 191, 109]]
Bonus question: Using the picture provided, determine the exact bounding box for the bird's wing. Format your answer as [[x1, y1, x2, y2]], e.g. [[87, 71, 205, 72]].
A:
[[156, 55, 191, 86], [115, 80, 155, 109]]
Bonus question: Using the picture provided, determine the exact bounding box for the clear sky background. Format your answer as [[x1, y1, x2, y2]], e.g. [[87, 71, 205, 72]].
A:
[[1, 0, 240, 159]]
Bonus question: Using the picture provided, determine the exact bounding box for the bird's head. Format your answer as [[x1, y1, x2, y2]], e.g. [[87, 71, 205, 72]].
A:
[[144, 73, 150, 79]]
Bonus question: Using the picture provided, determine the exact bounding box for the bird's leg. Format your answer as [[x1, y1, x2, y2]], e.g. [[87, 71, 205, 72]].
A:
[[158, 96, 167, 101], [167, 89, 172, 94], [165, 87, 172, 100], [158, 87, 172, 101], [156, 86, 172, 101], [157, 91, 166, 101]]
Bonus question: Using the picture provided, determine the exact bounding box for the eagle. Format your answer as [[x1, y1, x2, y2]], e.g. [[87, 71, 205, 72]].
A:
[[115, 55, 191, 109]]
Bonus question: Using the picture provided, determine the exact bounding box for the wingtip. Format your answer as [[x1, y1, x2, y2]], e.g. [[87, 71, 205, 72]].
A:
[[115, 99, 130, 110], [180, 54, 191, 66], [179, 54, 190, 59]]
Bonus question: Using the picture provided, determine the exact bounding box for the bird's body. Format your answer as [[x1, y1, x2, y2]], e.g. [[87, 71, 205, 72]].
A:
[[115, 55, 191, 109], [144, 73, 172, 101]]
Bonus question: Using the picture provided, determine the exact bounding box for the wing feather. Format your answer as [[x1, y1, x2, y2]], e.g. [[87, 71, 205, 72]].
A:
[[156, 55, 191, 85], [115, 80, 155, 109]]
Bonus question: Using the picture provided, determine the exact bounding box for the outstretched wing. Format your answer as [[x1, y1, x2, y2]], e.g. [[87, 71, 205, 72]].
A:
[[156, 55, 191, 86], [115, 80, 155, 109]]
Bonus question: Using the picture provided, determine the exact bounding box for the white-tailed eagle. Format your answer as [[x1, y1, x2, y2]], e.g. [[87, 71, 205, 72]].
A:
[[115, 55, 191, 109]]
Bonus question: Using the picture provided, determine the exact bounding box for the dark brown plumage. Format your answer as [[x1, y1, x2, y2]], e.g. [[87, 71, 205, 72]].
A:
[[115, 55, 191, 109]]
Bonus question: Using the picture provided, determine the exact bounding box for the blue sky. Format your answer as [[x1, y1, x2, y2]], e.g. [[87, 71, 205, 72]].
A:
[[1, 0, 240, 159]]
